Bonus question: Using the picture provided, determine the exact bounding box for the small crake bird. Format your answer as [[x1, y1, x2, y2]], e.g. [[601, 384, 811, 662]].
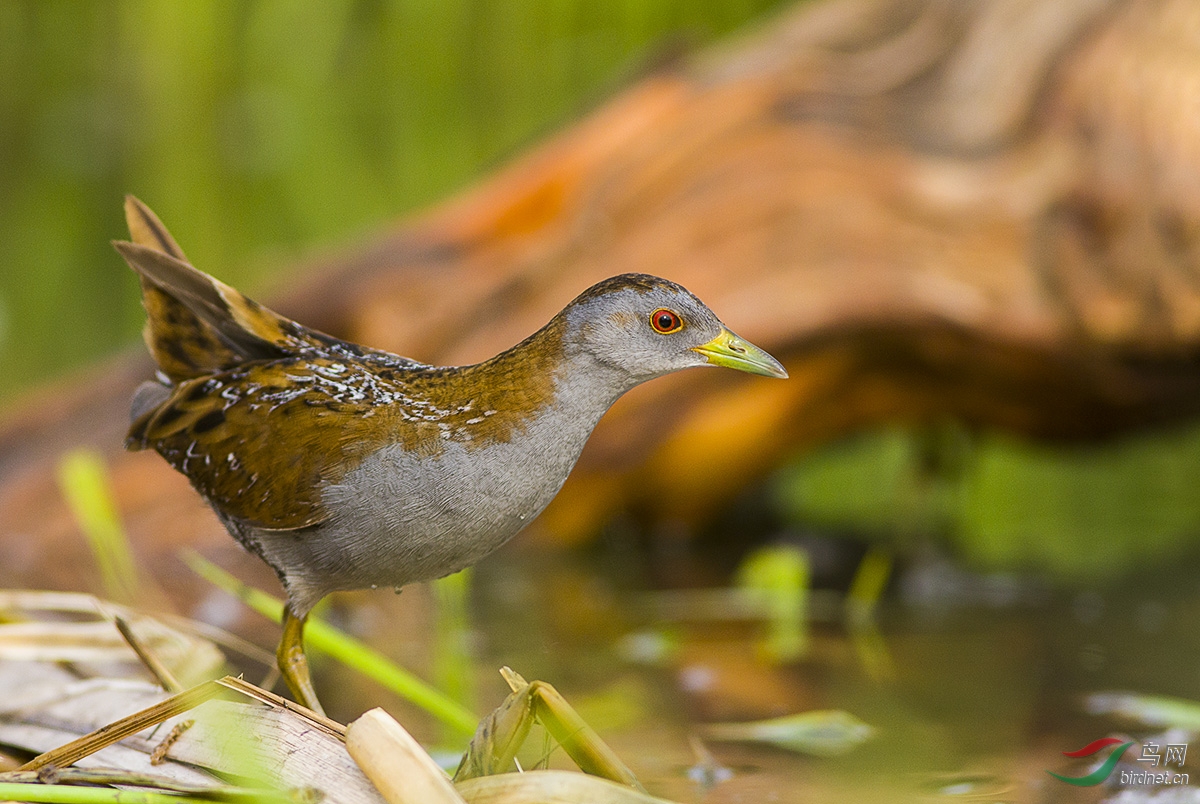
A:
[[117, 196, 787, 714]]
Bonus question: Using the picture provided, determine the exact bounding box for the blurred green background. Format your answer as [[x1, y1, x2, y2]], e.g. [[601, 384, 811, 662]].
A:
[[4, 0, 1200, 585]]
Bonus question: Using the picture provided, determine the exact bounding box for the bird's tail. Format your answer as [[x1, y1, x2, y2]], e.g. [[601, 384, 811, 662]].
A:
[[115, 196, 302, 382]]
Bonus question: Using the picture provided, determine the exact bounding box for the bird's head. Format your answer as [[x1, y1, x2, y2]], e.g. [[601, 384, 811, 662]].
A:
[[561, 273, 787, 384]]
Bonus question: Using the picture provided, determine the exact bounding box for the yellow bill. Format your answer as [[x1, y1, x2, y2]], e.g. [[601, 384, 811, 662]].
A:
[[692, 328, 788, 378]]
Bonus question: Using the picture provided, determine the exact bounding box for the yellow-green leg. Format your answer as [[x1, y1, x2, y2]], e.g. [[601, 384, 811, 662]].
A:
[[278, 605, 325, 716]]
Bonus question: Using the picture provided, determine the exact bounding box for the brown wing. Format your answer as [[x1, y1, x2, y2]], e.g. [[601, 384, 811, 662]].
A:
[[119, 199, 445, 530], [127, 357, 424, 530]]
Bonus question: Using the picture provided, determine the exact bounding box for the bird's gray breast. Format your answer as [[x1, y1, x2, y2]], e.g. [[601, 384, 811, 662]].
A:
[[308, 406, 593, 593]]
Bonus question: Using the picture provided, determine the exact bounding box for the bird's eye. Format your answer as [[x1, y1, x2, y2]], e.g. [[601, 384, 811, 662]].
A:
[[650, 308, 683, 334]]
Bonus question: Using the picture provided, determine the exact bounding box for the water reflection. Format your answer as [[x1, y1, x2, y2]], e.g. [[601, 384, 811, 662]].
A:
[[427, 542, 1200, 803]]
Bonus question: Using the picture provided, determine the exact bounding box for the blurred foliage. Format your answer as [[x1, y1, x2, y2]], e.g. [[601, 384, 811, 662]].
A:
[[0, 0, 788, 402], [773, 425, 1200, 582], [734, 545, 809, 662]]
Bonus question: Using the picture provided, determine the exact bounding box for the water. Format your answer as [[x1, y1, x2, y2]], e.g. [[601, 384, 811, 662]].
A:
[[421, 545, 1200, 803]]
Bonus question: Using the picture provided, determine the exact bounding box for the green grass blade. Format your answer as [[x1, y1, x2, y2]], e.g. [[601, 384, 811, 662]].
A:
[[432, 568, 476, 745], [0, 784, 219, 804], [56, 449, 139, 603]]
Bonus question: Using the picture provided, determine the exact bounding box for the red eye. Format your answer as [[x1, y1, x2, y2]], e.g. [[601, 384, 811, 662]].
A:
[[650, 308, 683, 334]]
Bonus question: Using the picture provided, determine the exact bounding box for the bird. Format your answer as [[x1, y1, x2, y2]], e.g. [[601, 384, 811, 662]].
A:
[[115, 196, 787, 714]]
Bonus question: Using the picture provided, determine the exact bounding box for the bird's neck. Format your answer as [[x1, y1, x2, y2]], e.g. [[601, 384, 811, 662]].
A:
[[453, 312, 640, 454]]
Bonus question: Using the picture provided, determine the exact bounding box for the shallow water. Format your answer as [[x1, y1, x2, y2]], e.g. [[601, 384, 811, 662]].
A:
[[405, 544, 1200, 804]]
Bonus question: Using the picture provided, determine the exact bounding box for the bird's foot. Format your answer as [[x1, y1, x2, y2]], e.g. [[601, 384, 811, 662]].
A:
[[278, 607, 326, 716]]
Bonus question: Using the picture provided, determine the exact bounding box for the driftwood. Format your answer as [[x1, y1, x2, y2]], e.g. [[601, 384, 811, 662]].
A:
[[3, 0, 1200, 592]]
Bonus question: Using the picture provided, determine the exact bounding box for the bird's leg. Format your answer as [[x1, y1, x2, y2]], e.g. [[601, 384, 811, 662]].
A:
[[278, 605, 325, 715]]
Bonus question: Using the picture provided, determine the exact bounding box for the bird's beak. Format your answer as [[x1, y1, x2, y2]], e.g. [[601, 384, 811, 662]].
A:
[[692, 328, 788, 378]]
